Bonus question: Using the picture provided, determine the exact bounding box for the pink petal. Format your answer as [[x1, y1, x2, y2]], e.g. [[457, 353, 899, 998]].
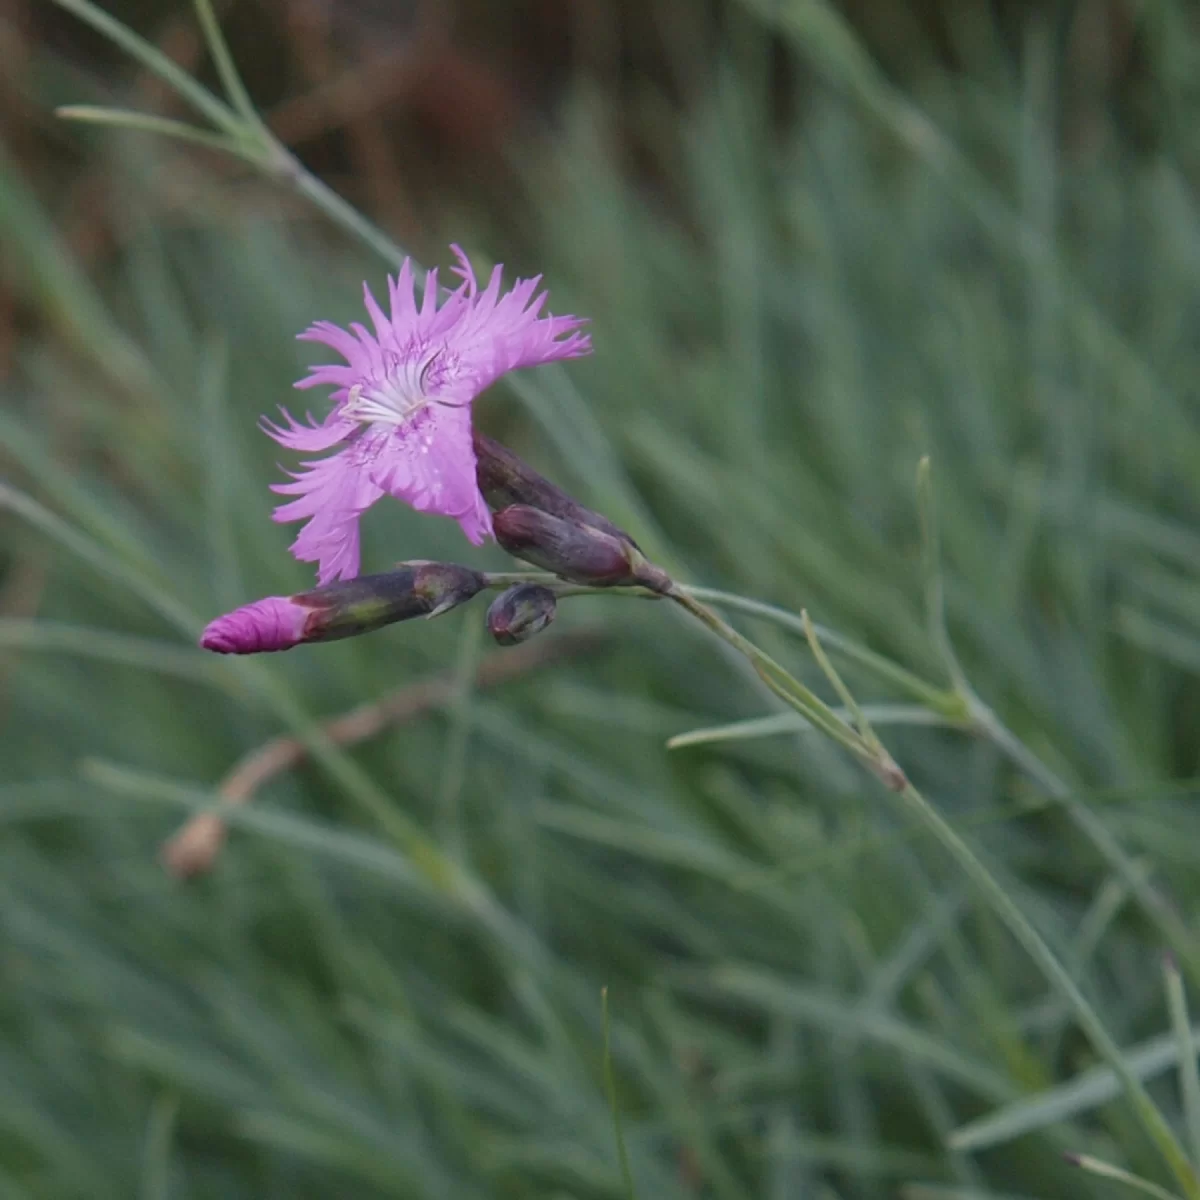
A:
[[448, 244, 478, 295], [261, 407, 356, 452], [367, 404, 491, 545], [294, 364, 358, 392], [270, 446, 383, 584], [297, 320, 363, 364], [387, 260, 418, 335], [362, 281, 390, 344], [419, 267, 440, 324], [348, 322, 384, 376], [455, 488, 494, 545], [437, 264, 591, 392]]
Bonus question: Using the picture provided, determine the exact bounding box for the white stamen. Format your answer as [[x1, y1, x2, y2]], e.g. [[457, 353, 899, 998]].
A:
[[342, 345, 436, 426], [340, 346, 467, 429], [342, 383, 416, 426]]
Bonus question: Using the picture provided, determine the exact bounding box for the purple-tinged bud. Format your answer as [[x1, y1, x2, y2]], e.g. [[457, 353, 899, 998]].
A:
[[487, 584, 557, 646], [473, 430, 638, 547], [199, 562, 485, 655], [492, 505, 672, 591], [201, 596, 309, 654]]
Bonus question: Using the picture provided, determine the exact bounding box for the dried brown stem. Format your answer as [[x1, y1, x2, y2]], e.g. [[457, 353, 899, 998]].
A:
[[162, 629, 600, 878]]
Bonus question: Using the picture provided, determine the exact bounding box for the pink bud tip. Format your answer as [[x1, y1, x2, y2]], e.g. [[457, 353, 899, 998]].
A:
[[199, 596, 310, 654]]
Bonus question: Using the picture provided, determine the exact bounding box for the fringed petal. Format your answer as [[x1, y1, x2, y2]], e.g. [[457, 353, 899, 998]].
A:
[[260, 407, 357, 452], [269, 446, 383, 584], [367, 404, 490, 544]]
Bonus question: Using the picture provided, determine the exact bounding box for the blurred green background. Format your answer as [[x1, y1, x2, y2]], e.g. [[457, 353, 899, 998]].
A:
[[6, 1, 1200, 1196]]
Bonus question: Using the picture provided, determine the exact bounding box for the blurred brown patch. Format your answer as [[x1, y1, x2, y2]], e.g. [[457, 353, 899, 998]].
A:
[[8, 0, 1172, 276]]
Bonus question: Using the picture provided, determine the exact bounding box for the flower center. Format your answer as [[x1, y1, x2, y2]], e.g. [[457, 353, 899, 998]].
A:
[[342, 383, 424, 427], [341, 347, 441, 427]]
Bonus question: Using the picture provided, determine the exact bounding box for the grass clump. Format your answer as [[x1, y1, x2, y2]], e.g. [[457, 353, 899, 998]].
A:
[[4, 2, 1200, 1197]]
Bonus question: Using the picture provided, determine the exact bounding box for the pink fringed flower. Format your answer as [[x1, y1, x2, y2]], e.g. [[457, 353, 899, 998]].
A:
[[264, 246, 591, 584]]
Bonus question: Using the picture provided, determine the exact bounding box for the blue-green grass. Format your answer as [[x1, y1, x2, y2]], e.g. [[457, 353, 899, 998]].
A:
[[4, 2, 1200, 1197]]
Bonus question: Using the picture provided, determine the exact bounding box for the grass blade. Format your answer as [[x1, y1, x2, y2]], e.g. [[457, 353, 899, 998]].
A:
[[56, 106, 257, 160], [1065, 1153, 1184, 1200], [47, 0, 241, 135], [1165, 956, 1200, 1170], [191, 0, 265, 135], [667, 705, 958, 749], [950, 1026, 1200, 1152], [602, 987, 636, 1200]]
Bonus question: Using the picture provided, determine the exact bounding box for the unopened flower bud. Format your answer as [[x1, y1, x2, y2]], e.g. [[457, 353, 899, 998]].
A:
[[492, 505, 671, 591], [199, 595, 309, 654], [473, 430, 637, 547], [487, 584, 557, 646], [200, 562, 485, 654]]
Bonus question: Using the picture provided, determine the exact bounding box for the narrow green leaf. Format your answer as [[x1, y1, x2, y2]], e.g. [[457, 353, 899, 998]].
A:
[[1065, 1153, 1184, 1200], [950, 1026, 1200, 1152], [1164, 956, 1200, 1170], [916, 456, 967, 693], [191, 0, 265, 135], [602, 988, 636, 1200], [667, 705, 957, 749], [56, 106, 257, 161], [139, 1092, 179, 1200], [47, 0, 241, 135], [679, 586, 962, 717]]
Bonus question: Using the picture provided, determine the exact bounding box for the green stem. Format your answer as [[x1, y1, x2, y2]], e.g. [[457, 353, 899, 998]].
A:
[[666, 587, 871, 762], [892, 777, 1198, 1198], [479, 571, 656, 602], [663, 570, 1197, 1193], [1066, 1154, 1185, 1200], [602, 988, 636, 1200], [916, 454, 969, 695], [967, 700, 1067, 797], [48, 0, 242, 136], [276, 151, 412, 270], [1165, 956, 1200, 1173], [970, 695, 1200, 992], [481, 573, 956, 723], [676, 576, 1200, 997], [680, 586, 963, 718], [191, 0, 267, 138], [56, 106, 259, 161], [480, 571, 558, 590]]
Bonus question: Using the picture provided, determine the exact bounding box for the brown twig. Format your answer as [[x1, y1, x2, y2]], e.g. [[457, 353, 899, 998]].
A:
[[161, 629, 601, 878]]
